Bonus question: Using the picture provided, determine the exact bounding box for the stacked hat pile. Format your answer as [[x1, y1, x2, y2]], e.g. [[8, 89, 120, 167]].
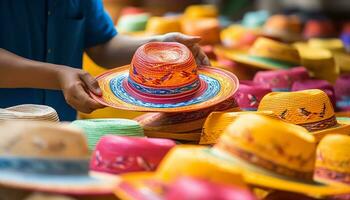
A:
[[0, 104, 59, 122], [71, 119, 144, 150]]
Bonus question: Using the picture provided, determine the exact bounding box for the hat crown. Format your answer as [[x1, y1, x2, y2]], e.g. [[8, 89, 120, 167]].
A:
[[156, 146, 247, 187], [258, 89, 336, 131], [216, 114, 316, 180], [314, 134, 350, 184], [129, 42, 198, 89], [0, 121, 88, 159], [250, 38, 300, 64]]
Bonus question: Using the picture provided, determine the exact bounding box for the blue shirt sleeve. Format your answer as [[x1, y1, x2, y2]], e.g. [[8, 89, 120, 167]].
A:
[[84, 0, 117, 48]]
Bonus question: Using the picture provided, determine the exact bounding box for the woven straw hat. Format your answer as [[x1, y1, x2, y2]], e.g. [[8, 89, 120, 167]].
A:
[[0, 104, 59, 122], [258, 89, 350, 141], [134, 96, 239, 142], [206, 114, 350, 197], [71, 119, 144, 150], [91, 42, 238, 112], [233, 37, 300, 70], [0, 121, 118, 195]]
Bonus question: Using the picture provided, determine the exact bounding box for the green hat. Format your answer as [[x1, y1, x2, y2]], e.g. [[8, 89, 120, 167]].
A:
[[71, 119, 144, 150]]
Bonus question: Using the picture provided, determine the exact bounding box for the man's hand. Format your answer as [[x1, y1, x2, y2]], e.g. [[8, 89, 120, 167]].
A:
[[57, 68, 105, 113], [159, 32, 211, 66]]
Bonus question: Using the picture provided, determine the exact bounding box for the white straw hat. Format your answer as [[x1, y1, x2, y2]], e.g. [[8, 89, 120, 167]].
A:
[[0, 104, 59, 122]]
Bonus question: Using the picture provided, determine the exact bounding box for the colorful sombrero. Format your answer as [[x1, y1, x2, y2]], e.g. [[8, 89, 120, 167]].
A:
[[91, 42, 239, 112], [115, 146, 257, 200], [206, 114, 350, 197], [258, 89, 350, 141], [232, 37, 300, 70], [0, 121, 118, 195]]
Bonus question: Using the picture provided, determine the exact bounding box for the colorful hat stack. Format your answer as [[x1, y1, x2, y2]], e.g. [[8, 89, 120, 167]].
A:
[[116, 7, 150, 34], [234, 80, 271, 111], [71, 119, 144, 150], [0, 121, 117, 195], [253, 67, 309, 91], [91, 42, 239, 113], [335, 74, 350, 112], [115, 146, 257, 200], [208, 114, 350, 197], [135, 97, 239, 143], [292, 79, 336, 108], [90, 135, 175, 174], [262, 15, 302, 42], [258, 89, 350, 141], [233, 37, 300, 70], [0, 104, 59, 122]]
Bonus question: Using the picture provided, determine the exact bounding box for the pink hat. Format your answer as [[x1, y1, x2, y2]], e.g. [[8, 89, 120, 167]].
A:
[[335, 74, 350, 111], [90, 135, 176, 174], [253, 67, 309, 91], [165, 177, 257, 200], [292, 79, 336, 108], [234, 80, 271, 111]]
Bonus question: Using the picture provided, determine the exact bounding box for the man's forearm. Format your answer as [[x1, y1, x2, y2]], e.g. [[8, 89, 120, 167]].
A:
[[86, 34, 162, 69], [0, 48, 63, 89]]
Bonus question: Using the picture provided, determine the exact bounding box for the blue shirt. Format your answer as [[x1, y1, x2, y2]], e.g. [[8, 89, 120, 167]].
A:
[[0, 0, 117, 121]]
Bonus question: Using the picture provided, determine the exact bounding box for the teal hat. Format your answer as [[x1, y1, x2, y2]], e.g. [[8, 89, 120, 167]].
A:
[[117, 13, 150, 33], [242, 10, 270, 29], [71, 119, 144, 150]]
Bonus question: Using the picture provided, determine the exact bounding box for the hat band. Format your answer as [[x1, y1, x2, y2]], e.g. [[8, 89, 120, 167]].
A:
[[122, 77, 208, 104], [314, 167, 350, 184], [91, 150, 156, 173], [0, 157, 89, 175], [298, 115, 338, 132], [216, 141, 313, 180], [127, 77, 201, 97]]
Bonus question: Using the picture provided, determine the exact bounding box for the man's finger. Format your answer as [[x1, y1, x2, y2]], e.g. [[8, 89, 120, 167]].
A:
[[73, 83, 105, 112], [79, 72, 102, 96]]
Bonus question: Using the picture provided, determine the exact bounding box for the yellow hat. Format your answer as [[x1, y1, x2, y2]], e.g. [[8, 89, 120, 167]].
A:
[[199, 111, 276, 145], [233, 37, 300, 70], [308, 38, 345, 52], [131, 16, 181, 36], [207, 114, 350, 197], [258, 89, 350, 141], [293, 43, 339, 83], [183, 4, 218, 19], [314, 134, 350, 188], [115, 146, 253, 199]]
